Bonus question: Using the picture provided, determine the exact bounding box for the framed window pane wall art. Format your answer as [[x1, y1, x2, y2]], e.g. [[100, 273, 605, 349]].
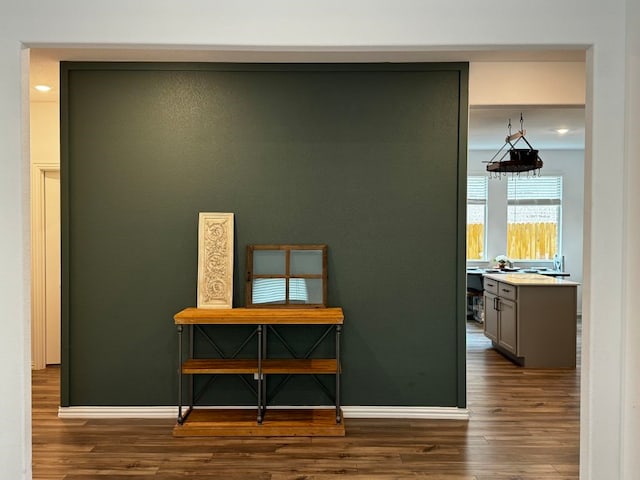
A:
[[246, 244, 327, 308]]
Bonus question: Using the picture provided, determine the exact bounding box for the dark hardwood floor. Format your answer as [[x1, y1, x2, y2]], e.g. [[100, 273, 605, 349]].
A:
[[32, 321, 580, 479]]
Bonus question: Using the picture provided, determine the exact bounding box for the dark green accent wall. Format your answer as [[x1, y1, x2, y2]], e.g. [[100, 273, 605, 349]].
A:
[[61, 62, 468, 408]]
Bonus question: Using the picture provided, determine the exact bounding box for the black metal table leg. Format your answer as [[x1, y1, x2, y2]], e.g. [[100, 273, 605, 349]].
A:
[[257, 324, 263, 424], [262, 324, 267, 420], [177, 325, 183, 423], [188, 324, 194, 407], [336, 324, 342, 424]]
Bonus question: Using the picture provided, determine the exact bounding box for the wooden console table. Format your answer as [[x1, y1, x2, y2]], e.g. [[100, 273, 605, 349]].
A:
[[173, 307, 344, 436]]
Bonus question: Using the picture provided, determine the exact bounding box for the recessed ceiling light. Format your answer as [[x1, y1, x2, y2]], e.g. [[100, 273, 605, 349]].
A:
[[34, 85, 52, 92], [555, 128, 570, 135]]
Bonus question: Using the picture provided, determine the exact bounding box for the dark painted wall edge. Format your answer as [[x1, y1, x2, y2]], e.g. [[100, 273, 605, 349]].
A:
[[456, 66, 470, 408]]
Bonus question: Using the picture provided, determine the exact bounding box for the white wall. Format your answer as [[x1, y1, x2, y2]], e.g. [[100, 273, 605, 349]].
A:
[[622, 0, 640, 475], [470, 62, 586, 106], [0, 1, 638, 479], [30, 102, 59, 166], [468, 149, 585, 311]]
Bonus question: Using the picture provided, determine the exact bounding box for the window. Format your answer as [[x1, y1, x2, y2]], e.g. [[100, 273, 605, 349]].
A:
[[507, 176, 562, 260], [467, 176, 487, 260], [246, 244, 327, 307]]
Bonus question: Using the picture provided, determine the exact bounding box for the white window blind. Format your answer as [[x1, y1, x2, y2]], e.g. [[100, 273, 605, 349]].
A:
[[467, 176, 487, 259], [508, 176, 562, 206], [467, 176, 488, 204]]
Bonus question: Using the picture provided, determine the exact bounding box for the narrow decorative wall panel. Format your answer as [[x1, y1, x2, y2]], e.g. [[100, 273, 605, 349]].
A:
[[197, 212, 234, 309]]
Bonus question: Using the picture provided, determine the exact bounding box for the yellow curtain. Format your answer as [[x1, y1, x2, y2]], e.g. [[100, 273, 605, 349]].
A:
[[466, 224, 484, 259], [507, 222, 557, 260]]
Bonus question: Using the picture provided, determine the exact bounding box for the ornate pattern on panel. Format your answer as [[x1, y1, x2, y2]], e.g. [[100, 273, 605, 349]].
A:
[[197, 213, 234, 309], [202, 218, 229, 302]]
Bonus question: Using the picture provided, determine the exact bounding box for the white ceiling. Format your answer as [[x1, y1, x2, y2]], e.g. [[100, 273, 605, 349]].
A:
[[28, 47, 586, 151]]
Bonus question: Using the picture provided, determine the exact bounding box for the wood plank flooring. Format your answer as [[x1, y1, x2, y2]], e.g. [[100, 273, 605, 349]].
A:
[[32, 321, 580, 479]]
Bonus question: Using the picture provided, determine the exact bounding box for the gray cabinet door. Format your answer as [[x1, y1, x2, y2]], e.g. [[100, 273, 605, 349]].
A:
[[498, 298, 517, 354], [484, 292, 499, 343]]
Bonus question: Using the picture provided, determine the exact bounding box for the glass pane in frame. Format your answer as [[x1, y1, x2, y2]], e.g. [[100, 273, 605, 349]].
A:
[[252, 278, 286, 305], [253, 250, 286, 275], [289, 278, 324, 304], [290, 249, 324, 275], [507, 205, 560, 260]]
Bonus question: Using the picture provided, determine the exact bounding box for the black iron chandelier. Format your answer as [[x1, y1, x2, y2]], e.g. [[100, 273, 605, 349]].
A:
[[485, 114, 543, 177]]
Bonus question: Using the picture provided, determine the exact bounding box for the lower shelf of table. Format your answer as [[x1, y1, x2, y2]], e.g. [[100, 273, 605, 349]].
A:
[[173, 408, 345, 437]]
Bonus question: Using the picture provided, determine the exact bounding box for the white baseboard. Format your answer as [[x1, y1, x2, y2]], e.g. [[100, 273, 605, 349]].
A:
[[342, 406, 469, 420], [58, 406, 178, 419], [58, 405, 469, 420]]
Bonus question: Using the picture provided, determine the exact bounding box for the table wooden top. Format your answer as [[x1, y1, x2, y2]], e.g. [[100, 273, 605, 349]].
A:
[[174, 307, 344, 325]]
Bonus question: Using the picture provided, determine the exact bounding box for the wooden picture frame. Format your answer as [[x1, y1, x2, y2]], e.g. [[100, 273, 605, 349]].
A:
[[197, 212, 234, 309], [246, 244, 327, 308]]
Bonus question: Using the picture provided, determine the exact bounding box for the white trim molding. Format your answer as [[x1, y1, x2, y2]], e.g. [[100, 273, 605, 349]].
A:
[[59, 406, 179, 419], [342, 406, 469, 420], [58, 405, 469, 420]]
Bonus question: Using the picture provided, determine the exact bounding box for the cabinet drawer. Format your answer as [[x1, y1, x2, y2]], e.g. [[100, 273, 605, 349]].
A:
[[498, 282, 517, 301], [484, 278, 499, 295]]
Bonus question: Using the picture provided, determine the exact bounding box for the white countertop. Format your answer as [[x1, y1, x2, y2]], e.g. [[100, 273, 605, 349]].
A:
[[483, 272, 580, 287]]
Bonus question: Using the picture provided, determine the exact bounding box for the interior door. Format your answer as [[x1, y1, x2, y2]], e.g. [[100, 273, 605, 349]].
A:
[[44, 171, 61, 365]]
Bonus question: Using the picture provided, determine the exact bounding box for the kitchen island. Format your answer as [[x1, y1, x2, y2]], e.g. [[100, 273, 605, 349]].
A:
[[483, 273, 579, 368]]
